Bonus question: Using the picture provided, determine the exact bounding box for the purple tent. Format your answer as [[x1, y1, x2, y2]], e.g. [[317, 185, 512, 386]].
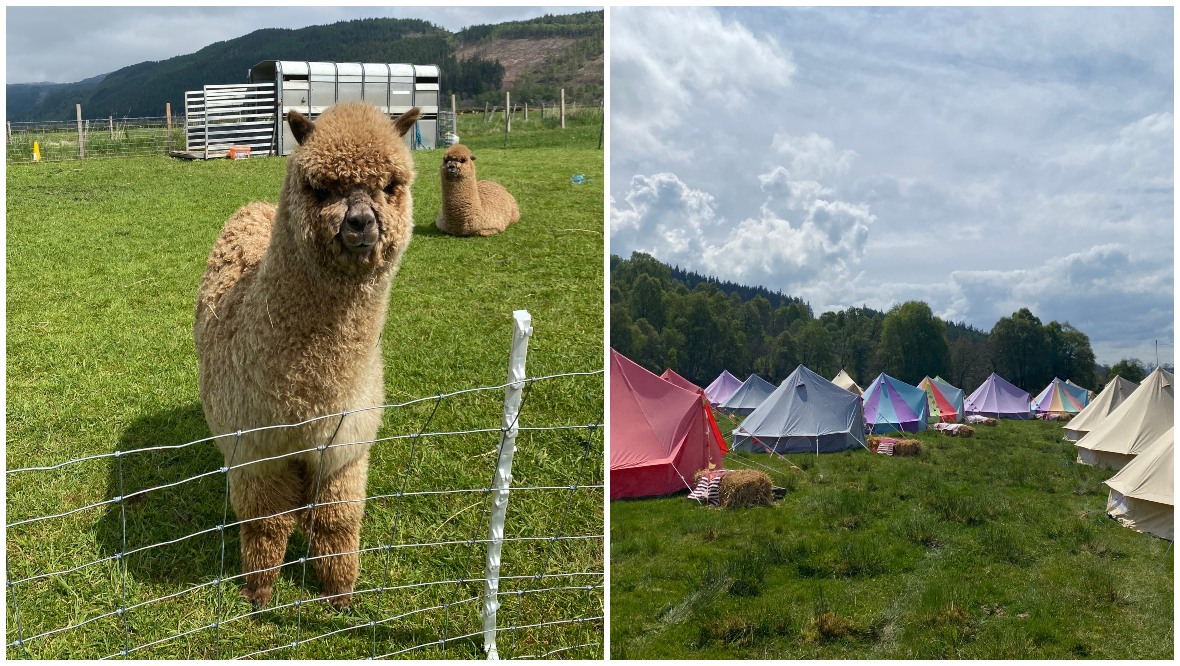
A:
[[964, 372, 1032, 420], [704, 370, 743, 406], [863, 373, 929, 434]]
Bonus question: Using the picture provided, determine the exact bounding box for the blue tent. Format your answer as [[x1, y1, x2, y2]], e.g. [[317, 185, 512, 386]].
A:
[[732, 365, 866, 453], [718, 374, 776, 416]]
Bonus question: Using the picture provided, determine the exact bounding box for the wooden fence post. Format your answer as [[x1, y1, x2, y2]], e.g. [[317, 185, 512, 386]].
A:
[[484, 102, 489, 123], [109, 116, 114, 140], [76, 104, 85, 159], [451, 94, 456, 116], [503, 92, 510, 149], [560, 89, 566, 129], [166, 103, 173, 152], [598, 101, 604, 150], [524, 102, 528, 122]]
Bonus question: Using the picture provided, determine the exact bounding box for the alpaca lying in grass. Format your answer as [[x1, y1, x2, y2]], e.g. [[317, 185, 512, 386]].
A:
[[194, 103, 421, 610], [435, 144, 520, 236]]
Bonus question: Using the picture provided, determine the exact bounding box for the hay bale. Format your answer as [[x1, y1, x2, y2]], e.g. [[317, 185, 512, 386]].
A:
[[717, 469, 773, 508], [958, 425, 975, 438], [892, 439, 924, 456], [984, 418, 998, 426]]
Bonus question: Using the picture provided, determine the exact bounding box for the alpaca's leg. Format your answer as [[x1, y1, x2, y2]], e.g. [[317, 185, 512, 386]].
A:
[[301, 454, 368, 610], [230, 464, 303, 609]]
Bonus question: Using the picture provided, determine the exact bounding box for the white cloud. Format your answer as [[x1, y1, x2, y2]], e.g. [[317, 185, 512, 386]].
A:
[[611, 7, 795, 156], [612, 160, 876, 292], [1047, 112, 1174, 191], [610, 173, 724, 265], [944, 244, 1173, 360], [770, 132, 858, 181]]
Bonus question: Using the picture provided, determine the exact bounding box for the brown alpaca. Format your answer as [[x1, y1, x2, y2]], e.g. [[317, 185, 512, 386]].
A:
[[435, 144, 520, 236], [194, 103, 421, 611]]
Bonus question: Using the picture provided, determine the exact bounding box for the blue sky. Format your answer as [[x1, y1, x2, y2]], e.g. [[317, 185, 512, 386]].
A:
[[610, 6, 1174, 366], [6, 6, 596, 84]]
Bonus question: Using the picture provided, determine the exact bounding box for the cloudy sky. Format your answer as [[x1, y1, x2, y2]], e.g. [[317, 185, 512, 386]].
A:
[[611, 6, 1174, 366], [6, 5, 596, 84]]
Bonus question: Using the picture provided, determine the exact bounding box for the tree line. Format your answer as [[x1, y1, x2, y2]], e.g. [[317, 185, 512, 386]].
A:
[[611, 252, 1154, 395], [10, 12, 603, 121]]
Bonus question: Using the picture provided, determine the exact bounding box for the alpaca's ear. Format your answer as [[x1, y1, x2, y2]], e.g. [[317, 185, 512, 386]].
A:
[[393, 107, 422, 137], [288, 111, 315, 145]]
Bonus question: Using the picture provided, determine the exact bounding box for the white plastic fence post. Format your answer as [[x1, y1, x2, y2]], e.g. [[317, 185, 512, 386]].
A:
[[482, 310, 533, 660]]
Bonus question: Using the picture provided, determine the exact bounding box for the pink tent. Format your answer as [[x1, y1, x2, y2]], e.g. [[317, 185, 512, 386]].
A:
[[964, 372, 1032, 420], [611, 350, 727, 499], [660, 368, 702, 393]]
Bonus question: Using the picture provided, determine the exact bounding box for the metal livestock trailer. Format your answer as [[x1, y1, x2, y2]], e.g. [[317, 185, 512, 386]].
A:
[[250, 60, 441, 155], [182, 60, 441, 159]]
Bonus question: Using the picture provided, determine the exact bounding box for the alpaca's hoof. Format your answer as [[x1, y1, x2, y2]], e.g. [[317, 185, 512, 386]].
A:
[[240, 585, 272, 610], [323, 591, 352, 612]]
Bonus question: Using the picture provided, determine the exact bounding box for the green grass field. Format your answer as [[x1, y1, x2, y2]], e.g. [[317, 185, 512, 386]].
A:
[[6, 116, 604, 659], [611, 418, 1173, 659]]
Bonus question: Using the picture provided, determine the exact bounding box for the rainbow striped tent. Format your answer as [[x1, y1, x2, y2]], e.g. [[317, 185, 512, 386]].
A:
[[919, 376, 964, 423], [1031, 377, 1089, 418], [863, 373, 929, 434]]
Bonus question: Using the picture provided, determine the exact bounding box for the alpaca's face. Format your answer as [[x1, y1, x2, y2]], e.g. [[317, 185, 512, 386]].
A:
[[284, 104, 421, 276], [440, 145, 476, 180]]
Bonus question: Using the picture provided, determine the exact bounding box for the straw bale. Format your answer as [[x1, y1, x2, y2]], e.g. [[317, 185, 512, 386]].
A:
[[718, 469, 773, 508], [892, 439, 924, 456]]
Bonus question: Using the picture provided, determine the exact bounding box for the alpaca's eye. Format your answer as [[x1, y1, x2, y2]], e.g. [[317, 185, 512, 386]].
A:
[[383, 180, 397, 195], [308, 182, 330, 201], [469, 155, 475, 162]]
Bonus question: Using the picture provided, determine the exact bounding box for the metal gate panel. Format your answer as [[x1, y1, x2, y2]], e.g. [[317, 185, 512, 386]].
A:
[[184, 83, 276, 159]]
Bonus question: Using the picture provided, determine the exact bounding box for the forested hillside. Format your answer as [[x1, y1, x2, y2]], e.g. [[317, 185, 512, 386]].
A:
[[611, 252, 1126, 395], [8, 11, 603, 121]]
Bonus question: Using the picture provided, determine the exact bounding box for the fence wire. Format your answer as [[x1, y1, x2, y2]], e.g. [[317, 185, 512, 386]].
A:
[[6, 116, 185, 163], [5, 370, 604, 659]]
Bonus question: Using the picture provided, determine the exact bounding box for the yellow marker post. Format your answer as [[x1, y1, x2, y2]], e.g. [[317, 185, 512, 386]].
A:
[[32, 141, 41, 161]]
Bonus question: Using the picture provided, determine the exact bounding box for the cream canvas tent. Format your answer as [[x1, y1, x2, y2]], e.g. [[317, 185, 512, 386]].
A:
[[1104, 427, 1173, 541], [1063, 375, 1138, 441], [832, 369, 863, 395], [1075, 368, 1174, 470]]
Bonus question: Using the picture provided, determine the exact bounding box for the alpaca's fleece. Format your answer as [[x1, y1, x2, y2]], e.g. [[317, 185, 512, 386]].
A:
[[194, 103, 421, 610], [435, 144, 520, 236]]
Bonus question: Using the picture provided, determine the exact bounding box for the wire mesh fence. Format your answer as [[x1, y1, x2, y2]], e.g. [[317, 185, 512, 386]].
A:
[[6, 116, 185, 163], [6, 323, 604, 659]]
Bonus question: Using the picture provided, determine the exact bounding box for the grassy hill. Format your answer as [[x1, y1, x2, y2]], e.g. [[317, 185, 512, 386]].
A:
[[9, 11, 603, 122], [611, 419, 1173, 659], [6, 119, 604, 658]]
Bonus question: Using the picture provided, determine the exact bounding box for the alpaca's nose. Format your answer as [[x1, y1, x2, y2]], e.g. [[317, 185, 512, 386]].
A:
[[342, 205, 378, 249]]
